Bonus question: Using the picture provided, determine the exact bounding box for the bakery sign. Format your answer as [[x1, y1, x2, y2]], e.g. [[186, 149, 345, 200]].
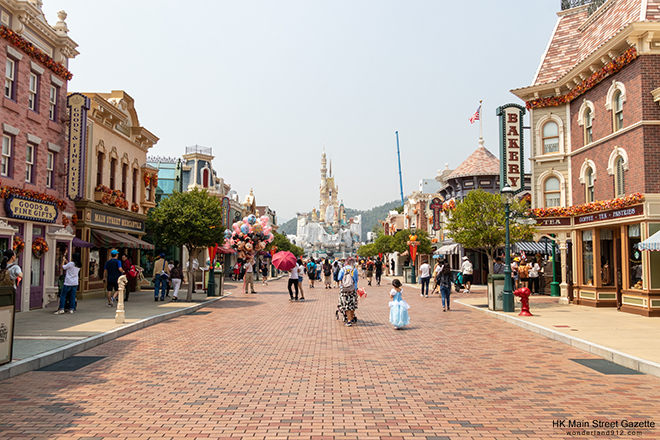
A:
[[5, 196, 58, 223], [497, 103, 526, 194]]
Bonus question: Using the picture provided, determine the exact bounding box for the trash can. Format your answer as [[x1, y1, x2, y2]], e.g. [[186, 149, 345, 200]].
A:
[[403, 266, 413, 284], [214, 271, 223, 296], [487, 274, 506, 311], [0, 286, 16, 366]]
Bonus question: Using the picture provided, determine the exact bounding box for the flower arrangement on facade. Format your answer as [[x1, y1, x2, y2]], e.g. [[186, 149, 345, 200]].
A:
[[151, 174, 158, 188], [101, 193, 112, 204], [143, 172, 151, 187], [0, 185, 67, 211], [131, 203, 139, 213], [0, 26, 73, 81], [13, 236, 25, 254], [62, 215, 69, 227], [112, 189, 125, 199], [113, 197, 129, 209], [442, 199, 456, 212], [71, 214, 78, 226], [94, 184, 112, 194], [526, 47, 638, 110], [531, 193, 644, 218], [32, 237, 49, 254]]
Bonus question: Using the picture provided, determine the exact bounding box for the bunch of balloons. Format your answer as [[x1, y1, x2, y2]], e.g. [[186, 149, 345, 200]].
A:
[[225, 214, 274, 260]]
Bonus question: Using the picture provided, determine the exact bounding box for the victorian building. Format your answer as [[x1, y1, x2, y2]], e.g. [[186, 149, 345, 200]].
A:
[[511, 0, 660, 316], [0, 1, 78, 311]]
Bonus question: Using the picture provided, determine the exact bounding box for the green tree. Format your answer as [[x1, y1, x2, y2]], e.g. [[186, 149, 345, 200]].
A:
[[147, 188, 226, 301], [267, 232, 304, 258], [373, 235, 395, 255], [357, 243, 377, 258], [444, 189, 535, 273]]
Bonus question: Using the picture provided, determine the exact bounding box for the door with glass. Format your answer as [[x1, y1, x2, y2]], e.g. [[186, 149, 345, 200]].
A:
[[30, 226, 45, 309]]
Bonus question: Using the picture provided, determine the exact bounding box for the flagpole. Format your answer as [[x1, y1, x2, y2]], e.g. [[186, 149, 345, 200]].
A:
[[479, 100, 483, 141]]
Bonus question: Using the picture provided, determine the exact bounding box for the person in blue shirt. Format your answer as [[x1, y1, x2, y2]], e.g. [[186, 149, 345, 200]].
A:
[[337, 257, 360, 327], [307, 259, 317, 288]]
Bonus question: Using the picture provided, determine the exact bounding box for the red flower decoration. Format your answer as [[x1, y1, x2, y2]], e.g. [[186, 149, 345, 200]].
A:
[[0, 26, 73, 80]]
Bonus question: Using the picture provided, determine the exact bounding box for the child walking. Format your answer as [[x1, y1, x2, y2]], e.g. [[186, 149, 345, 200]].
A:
[[389, 279, 410, 330]]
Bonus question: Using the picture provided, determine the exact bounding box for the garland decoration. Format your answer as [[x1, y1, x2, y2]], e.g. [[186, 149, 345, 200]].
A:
[[0, 185, 67, 211], [143, 172, 151, 187], [442, 199, 456, 212], [131, 203, 139, 213], [526, 47, 638, 110], [32, 237, 49, 254], [62, 215, 69, 227], [71, 214, 78, 226], [531, 193, 644, 218], [0, 25, 73, 81], [13, 235, 24, 254], [94, 184, 112, 194]]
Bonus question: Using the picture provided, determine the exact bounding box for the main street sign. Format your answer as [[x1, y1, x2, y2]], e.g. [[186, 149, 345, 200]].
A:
[[497, 103, 526, 194]]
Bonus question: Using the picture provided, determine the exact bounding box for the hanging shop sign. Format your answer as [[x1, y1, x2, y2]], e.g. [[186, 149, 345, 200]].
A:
[[536, 217, 572, 227], [497, 103, 526, 194], [66, 93, 91, 201], [5, 196, 58, 223], [90, 210, 145, 232], [222, 197, 231, 229], [576, 205, 644, 225], [430, 198, 443, 231]]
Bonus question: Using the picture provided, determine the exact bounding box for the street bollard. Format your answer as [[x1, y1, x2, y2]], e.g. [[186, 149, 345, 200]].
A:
[[115, 275, 128, 324], [513, 287, 533, 316]]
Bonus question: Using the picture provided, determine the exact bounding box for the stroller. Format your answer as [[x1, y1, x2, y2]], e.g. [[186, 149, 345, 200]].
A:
[[453, 271, 464, 293]]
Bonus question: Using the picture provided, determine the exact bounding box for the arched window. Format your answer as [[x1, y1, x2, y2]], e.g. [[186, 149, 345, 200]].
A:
[[202, 169, 209, 188], [584, 108, 593, 144], [544, 177, 561, 207], [613, 90, 623, 131], [542, 121, 559, 154], [586, 167, 595, 203], [615, 156, 625, 197]]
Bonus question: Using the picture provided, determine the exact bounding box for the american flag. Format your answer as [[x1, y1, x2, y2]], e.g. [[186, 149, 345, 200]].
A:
[[469, 105, 481, 124]]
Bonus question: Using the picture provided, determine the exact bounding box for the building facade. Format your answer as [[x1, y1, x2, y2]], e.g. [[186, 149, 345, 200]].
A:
[[511, 0, 660, 316], [0, 1, 78, 311]]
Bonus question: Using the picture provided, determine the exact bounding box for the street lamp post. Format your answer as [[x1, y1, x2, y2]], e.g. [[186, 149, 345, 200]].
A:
[[501, 184, 515, 312]]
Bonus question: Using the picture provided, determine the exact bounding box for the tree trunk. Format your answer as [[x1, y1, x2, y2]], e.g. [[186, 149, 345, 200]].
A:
[[186, 246, 195, 302], [487, 252, 494, 277]]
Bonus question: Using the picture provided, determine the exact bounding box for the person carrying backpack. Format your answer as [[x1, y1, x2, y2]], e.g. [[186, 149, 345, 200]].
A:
[[323, 259, 332, 289], [338, 257, 359, 327], [0, 249, 22, 290], [307, 259, 317, 288]]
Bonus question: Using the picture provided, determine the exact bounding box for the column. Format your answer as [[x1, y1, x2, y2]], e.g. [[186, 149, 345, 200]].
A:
[[559, 236, 569, 305]]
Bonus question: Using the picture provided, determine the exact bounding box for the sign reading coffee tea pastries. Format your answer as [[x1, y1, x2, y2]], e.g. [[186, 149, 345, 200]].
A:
[[5, 196, 58, 223]]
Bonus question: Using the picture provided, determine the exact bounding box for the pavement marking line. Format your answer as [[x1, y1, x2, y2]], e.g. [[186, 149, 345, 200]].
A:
[[456, 299, 660, 378]]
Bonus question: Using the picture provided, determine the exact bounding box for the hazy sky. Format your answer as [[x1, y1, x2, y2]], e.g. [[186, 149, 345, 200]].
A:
[[43, 1, 559, 222]]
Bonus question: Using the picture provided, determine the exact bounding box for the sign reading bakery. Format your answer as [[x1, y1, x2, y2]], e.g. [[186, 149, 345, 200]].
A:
[[497, 103, 526, 194], [5, 196, 58, 223], [66, 93, 91, 201]]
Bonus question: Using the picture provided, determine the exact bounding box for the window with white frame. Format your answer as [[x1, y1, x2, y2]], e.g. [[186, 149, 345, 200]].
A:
[[586, 167, 595, 203], [542, 121, 559, 154], [1, 134, 11, 177], [28, 72, 38, 112], [5, 58, 15, 99], [544, 177, 561, 207], [615, 156, 625, 197], [49, 85, 58, 121], [613, 90, 623, 131], [46, 151, 54, 188], [25, 144, 35, 183], [584, 108, 593, 144]]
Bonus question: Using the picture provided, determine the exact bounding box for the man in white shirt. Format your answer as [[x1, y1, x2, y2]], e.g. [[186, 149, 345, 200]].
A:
[[288, 263, 299, 301], [244, 258, 256, 294], [419, 259, 431, 297], [461, 256, 474, 293]]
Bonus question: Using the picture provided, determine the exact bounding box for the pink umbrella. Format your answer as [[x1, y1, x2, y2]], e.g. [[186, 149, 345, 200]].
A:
[[272, 251, 297, 271]]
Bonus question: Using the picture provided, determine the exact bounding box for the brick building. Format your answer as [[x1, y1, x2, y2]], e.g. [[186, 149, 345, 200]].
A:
[[0, 1, 78, 311], [511, 0, 660, 316]]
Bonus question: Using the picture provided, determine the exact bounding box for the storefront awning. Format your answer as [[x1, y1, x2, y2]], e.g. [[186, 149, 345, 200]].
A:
[[638, 230, 660, 251], [513, 241, 553, 255], [91, 229, 154, 251], [434, 243, 459, 255], [72, 237, 95, 248]]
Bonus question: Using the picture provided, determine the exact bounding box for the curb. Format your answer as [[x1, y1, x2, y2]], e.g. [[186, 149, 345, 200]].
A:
[[0, 294, 231, 381], [456, 300, 660, 378]]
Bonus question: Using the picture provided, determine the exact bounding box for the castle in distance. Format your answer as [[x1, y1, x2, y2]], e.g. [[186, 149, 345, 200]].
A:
[[290, 149, 362, 257]]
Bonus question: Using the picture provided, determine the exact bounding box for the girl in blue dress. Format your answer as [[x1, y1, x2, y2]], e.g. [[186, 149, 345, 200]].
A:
[[389, 279, 410, 329]]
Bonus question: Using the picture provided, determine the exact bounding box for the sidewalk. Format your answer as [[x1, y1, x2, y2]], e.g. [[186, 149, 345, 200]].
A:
[[0, 280, 245, 380]]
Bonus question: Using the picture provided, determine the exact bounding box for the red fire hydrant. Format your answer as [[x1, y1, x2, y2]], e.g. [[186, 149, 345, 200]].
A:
[[513, 287, 533, 316]]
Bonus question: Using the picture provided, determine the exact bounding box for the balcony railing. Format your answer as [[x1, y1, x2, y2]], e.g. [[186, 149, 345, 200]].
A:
[[185, 145, 213, 155], [560, 0, 606, 15]]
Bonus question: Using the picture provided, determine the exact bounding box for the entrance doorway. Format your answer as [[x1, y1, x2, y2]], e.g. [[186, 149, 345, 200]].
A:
[[30, 225, 45, 309]]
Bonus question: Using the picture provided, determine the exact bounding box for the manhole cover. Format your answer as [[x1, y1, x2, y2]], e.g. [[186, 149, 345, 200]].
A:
[[37, 356, 105, 372], [191, 311, 211, 315], [571, 359, 643, 375]]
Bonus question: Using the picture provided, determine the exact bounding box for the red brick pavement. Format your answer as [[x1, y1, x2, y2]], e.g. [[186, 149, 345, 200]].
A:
[[1, 278, 659, 439]]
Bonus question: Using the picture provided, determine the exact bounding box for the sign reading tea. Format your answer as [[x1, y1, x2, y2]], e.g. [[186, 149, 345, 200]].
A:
[[5, 196, 58, 223], [497, 103, 526, 194]]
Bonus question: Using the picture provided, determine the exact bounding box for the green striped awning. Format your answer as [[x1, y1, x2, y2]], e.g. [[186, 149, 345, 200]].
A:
[[91, 229, 154, 250]]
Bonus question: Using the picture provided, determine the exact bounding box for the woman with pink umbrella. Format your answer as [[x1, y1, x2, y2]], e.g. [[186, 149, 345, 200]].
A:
[[272, 251, 299, 300]]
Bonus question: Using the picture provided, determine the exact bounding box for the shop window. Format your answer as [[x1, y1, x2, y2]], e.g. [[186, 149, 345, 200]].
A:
[[586, 167, 595, 203], [46, 151, 54, 188], [28, 72, 39, 112], [628, 224, 642, 290], [1, 134, 12, 177], [49, 85, 58, 121], [0, 237, 8, 253], [599, 229, 614, 287], [121, 163, 127, 195], [615, 156, 625, 198], [583, 230, 594, 286], [89, 249, 100, 279], [4, 58, 15, 100], [544, 177, 561, 207], [96, 152, 104, 186], [25, 144, 35, 183], [109, 158, 117, 190], [542, 121, 559, 154], [132, 168, 138, 203], [203, 168, 209, 188], [584, 108, 593, 144], [613, 90, 623, 131], [650, 224, 660, 290]]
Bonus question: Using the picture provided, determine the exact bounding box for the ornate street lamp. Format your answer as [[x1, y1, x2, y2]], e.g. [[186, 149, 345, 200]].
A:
[[500, 184, 515, 312], [407, 223, 419, 284]]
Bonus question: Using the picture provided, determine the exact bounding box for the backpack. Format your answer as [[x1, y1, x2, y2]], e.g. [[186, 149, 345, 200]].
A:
[[127, 264, 138, 279], [341, 267, 355, 291], [0, 268, 13, 286], [323, 264, 331, 276], [518, 264, 530, 279]]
